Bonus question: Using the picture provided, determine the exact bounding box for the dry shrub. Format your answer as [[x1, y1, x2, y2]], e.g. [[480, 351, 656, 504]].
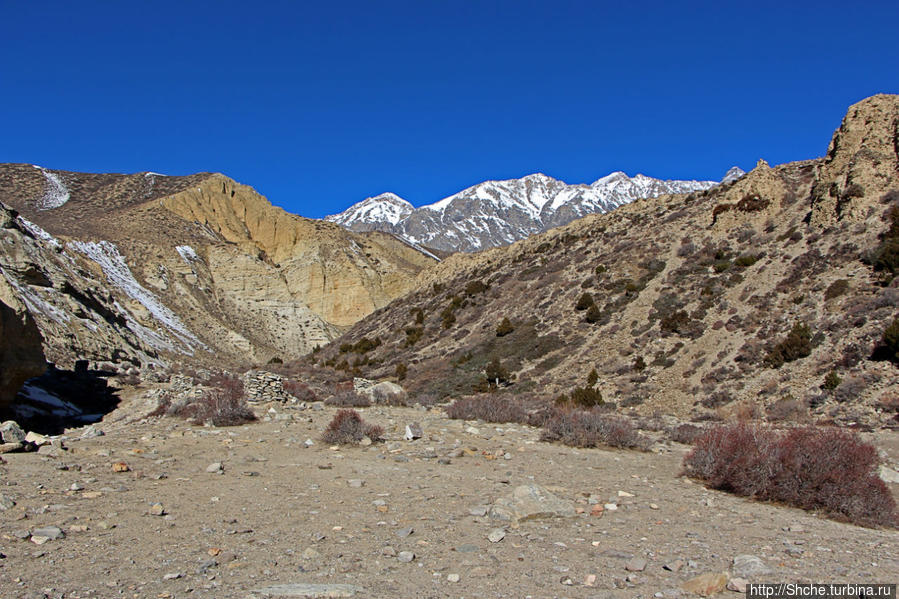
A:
[[172, 375, 256, 426], [540, 408, 651, 450], [321, 409, 383, 445], [683, 422, 897, 528], [325, 390, 371, 407], [445, 394, 528, 424], [283, 379, 318, 402], [670, 423, 704, 444]]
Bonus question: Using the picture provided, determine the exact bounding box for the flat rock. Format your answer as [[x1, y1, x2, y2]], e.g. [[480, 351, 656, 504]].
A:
[[487, 528, 506, 543], [731, 555, 773, 579], [682, 572, 729, 596], [404, 422, 423, 441], [248, 583, 362, 597], [489, 483, 575, 523], [728, 578, 749, 593], [626, 557, 647, 572], [206, 462, 224, 473], [879, 465, 899, 484]]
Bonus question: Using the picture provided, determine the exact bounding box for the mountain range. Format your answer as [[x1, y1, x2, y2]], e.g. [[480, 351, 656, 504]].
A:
[[327, 167, 745, 252]]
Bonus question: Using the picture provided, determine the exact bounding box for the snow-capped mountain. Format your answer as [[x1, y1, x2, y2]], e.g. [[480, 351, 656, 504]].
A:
[[327, 169, 740, 252], [327, 192, 413, 231]]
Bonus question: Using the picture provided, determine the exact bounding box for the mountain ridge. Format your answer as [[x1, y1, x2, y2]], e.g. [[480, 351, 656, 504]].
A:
[[327, 168, 744, 252]]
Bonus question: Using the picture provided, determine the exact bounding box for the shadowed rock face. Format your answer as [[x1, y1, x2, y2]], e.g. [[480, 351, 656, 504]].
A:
[[0, 290, 47, 410]]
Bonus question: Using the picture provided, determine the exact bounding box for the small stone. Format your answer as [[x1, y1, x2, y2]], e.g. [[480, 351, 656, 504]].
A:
[[70, 482, 84, 491], [162, 572, 182, 580], [728, 578, 749, 593], [618, 490, 634, 497], [626, 557, 647, 572], [682, 572, 729, 596], [465, 426, 480, 435], [584, 574, 597, 587], [487, 528, 506, 543], [31, 526, 64, 544], [784, 545, 804, 558], [301, 547, 320, 560], [206, 462, 224, 473], [455, 543, 478, 553], [469, 505, 489, 517], [604, 503, 618, 511], [590, 504, 604, 517], [381, 546, 396, 557], [397, 551, 415, 563], [395, 527, 413, 539], [447, 573, 460, 583], [304, 439, 315, 447], [111, 462, 130, 473], [664, 560, 684, 572], [404, 422, 423, 441], [347, 479, 365, 488], [149, 502, 165, 516], [731, 555, 773, 579], [0, 494, 15, 510], [649, 503, 660, 510], [359, 436, 372, 447]]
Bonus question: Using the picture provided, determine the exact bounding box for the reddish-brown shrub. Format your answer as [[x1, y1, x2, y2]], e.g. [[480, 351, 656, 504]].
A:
[[683, 423, 897, 528], [540, 408, 650, 450], [445, 395, 528, 424], [174, 375, 256, 426], [321, 409, 384, 445], [283, 379, 318, 402], [325, 390, 371, 407]]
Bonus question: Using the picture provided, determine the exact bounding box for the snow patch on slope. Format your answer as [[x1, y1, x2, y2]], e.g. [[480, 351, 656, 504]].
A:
[[32, 165, 70, 210], [176, 245, 199, 264], [70, 240, 204, 354], [17, 216, 62, 248]]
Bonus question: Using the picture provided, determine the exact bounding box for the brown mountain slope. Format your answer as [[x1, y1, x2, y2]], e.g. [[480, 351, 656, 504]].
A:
[[0, 167, 436, 368], [314, 94, 899, 427]]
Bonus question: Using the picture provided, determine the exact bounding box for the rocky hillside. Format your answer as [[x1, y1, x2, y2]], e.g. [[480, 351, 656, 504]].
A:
[[327, 169, 742, 252], [315, 94, 899, 428], [0, 167, 436, 373]]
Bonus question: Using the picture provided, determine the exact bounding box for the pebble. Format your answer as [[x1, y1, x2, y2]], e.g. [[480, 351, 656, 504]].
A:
[[397, 551, 415, 563], [447, 573, 460, 583], [304, 439, 315, 447], [487, 528, 506, 543], [728, 578, 749, 593], [301, 547, 320, 560], [0, 494, 15, 510], [469, 506, 489, 517], [347, 479, 365, 488], [664, 560, 684, 572], [206, 462, 224, 473], [395, 527, 414, 538], [149, 503, 166, 516], [111, 462, 130, 473], [404, 422, 423, 441], [625, 557, 647, 572]]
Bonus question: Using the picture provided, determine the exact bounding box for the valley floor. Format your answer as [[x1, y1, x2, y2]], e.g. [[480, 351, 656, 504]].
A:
[[0, 396, 897, 599]]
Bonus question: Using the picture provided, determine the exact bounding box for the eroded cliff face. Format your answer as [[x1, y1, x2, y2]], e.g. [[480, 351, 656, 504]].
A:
[[0, 168, 436, 371]]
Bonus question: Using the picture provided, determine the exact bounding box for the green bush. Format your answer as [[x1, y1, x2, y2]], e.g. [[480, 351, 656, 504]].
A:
[[404, 326, 423, 347], [575, 292, 595, 311], [764, 322, 813, 368], [395, 362, 408, 381], [464, 280, 489, 296], [824, 279, 849, 301], [484, 356, 510, 387], [496, 317, 514, 337], [735, 254, 759, 268], [822, 370, 841, 391]]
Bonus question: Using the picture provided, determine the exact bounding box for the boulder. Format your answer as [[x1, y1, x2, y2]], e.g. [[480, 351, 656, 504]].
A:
[[0, 294, 47, 410], [489, 483, 576, 524]]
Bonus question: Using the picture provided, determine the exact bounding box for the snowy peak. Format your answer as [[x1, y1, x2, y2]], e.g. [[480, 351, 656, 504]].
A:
[[722, 166, 746, 183], [326, 192, 413, 227], [330, 169, 727, 253]]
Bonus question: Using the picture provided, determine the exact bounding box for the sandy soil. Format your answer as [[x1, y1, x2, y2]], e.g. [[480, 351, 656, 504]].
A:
[[1, 397, 897, 599]]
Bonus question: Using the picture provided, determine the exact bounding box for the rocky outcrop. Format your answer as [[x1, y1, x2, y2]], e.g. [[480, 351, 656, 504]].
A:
[[811, 94, 899, 226]]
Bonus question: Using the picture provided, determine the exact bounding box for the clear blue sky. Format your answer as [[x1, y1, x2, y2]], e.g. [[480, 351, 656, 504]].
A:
[[2, 1, 896, 218]]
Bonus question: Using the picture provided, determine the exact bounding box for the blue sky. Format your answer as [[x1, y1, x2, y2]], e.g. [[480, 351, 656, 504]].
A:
[[2, 1, 896, 218]]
